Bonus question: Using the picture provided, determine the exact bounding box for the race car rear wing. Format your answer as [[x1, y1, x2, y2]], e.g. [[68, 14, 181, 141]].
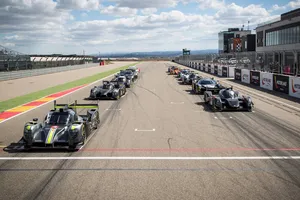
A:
[[54, 100, 99, 113]]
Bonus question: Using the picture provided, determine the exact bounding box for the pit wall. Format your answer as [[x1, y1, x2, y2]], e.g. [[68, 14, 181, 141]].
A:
[[175, 60, 300, 99]]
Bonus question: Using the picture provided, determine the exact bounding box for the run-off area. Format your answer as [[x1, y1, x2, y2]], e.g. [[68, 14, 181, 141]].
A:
[[1, 62, 300, 200]]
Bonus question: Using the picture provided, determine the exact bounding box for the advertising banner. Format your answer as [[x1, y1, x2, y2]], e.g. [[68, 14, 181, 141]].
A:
[[222, 67, 228, 77], [208, 65, 211, 73], [200, 64, 204, 71], [250, 71, 260, 86], [273, 74, 289, 94], [210, 66, 214, 74], [235, 68, 241, 81], [214, 66, 218, 75], [289, 76, 300, 98], [228, 67, 235, 78], [205, 65, 209, 72], [218, 66, 222, 76], [241, 69, 250, 84], [260, 72, 273, 91]]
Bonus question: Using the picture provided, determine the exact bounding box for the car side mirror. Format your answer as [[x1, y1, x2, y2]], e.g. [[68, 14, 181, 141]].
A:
[[33, 118, 38, 122]]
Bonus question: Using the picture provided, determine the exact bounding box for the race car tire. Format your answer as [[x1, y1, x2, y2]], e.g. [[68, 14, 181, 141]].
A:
[[82, 126, 87, 145], [212, 99, 217, 112], [247, 105, 253, 112], [69, 145, 77, 150], [24, 144, 32, 149], [115, 92, 120, 100]]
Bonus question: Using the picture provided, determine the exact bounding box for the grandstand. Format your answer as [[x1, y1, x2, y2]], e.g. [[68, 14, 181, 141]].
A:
[[0, 45, 93, 72]]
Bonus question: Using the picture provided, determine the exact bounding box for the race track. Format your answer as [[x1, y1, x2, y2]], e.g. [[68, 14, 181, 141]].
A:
[[1, 61, 300, 200]]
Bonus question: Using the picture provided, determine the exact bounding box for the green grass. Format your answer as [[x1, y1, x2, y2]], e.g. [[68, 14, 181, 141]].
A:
[[0, 62, 140, 112]]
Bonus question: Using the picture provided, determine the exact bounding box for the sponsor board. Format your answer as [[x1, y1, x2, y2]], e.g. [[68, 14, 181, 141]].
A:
[[273, 74, 289, 94], [260, 72, 273, 90], [218, 66, 222, 76], [222, 67, 228, 77], [235, 68, 241, 81], [201, 64, 204, 71], [250, 71, 260, 86], [210, 66, 214, 74], [289, 76, 300, 98], [205, 65, 208, 72], [241, 69, 250, 84], [208, 65, 211, 73], [214, 66, 218, 75]]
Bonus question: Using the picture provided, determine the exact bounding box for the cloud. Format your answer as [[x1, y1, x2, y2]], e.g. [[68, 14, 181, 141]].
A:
[[141, 8, 157, 15], [56, 0, 100, 10], [100, 5, 138, 17], [288, 0, 300, 8], [0, 0, 286, 54], [269, 0, 300, 12], [108, 0, 181, 9], [81, 12, 88, 17], [196, 0, 225, 10]]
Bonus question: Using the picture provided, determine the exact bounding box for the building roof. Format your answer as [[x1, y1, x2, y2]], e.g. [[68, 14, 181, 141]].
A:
[[257, 8, 300, 28]]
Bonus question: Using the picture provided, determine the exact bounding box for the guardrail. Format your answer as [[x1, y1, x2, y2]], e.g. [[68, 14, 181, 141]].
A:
[[0, 63, 99, 81], [174, 60, 300, 99]]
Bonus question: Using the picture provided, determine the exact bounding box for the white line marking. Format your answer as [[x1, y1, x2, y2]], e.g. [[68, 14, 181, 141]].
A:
[[1, 156, 300, 160], [105, 109, 121, 111], [252, 111, 255, 113], [134, 128, 156, 132], [170, 102, 184, 104], [0, 64, 139, 124], [214, 116, 218, 119]]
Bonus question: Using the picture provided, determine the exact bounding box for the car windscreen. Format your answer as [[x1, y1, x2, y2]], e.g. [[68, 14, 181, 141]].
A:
[[222, 90, 236, 98], [48, 113, 70, 125], [119, 71, 126, 76], [102, 84, 111, 89], [125, 71, 133, 75], [118, 77, 125, 82], [200, 80, 215, 85]]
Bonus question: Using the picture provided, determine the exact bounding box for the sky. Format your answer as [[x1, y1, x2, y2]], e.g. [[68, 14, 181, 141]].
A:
[[0, 0, 299, 55]]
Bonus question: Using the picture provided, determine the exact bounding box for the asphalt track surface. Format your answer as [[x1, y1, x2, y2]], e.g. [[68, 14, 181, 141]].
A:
[[1, 61, 300, 200]]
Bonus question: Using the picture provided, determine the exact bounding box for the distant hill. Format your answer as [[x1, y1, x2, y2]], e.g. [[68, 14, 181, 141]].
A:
[[90, 49, 218, 58]]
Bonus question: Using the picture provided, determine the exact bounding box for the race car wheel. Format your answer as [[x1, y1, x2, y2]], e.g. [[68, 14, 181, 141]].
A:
[[82, 126, 87, 145], [212, 100, 217, 112], [24, 144, 32, 150], [115, 92, 120, 100], [247, 105, 253, 112]]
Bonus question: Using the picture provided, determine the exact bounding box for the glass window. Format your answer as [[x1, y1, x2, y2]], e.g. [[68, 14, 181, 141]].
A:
[[272, 31, 274, 45], [288, 28, 292, 44], [297, 26, 300, 43], [266, 32, 269, 46]]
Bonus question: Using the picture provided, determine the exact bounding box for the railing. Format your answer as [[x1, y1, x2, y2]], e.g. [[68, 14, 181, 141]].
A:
[[0, 63, 98, 81]]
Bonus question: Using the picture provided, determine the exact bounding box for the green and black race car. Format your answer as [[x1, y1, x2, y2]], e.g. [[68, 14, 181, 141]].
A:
[[23, 100, 100, 150]]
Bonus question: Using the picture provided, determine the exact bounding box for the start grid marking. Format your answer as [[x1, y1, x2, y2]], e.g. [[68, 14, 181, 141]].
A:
[[1, 156, 300, 160]]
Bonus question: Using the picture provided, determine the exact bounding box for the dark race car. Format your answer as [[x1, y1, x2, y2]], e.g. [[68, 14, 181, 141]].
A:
[[191, 75, 203, 92], [22, 100, 100, 149], [194, 78, 224, 94], [204, 87, 254, 112], [89, 80, 126, 100], [168, 66, 175, 73], [126, 66, 139, 79], [178, 69, 191, 79], [113, 71, 132, 88], [182, 72, 199, 85], [124, 69, 136, 82]]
